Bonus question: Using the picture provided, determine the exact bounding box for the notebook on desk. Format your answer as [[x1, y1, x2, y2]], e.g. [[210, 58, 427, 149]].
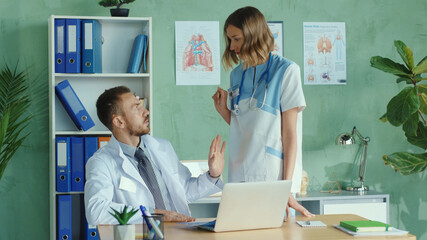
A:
[[182, 180, 292, 232]]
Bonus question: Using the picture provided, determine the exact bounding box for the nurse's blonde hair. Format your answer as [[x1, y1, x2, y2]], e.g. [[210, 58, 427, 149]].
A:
[[222, 6, 274, 70]]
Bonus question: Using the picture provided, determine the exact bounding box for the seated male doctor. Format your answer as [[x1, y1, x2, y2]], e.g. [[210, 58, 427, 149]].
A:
[[84, 86, 225, 225]]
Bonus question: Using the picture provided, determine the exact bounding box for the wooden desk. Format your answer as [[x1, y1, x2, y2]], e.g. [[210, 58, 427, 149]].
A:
[[97, 214, 416, 240]]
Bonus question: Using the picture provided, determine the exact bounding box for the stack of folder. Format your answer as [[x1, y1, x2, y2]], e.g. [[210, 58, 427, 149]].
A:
[[57, 195, 100, 240], [56, 136, 111, 239], [56, 136, 111, 193], [54, 18, 102, 73]]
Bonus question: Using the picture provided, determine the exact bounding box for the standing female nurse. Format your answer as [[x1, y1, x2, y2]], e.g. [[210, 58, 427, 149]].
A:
[[212, 6, 313, 218]]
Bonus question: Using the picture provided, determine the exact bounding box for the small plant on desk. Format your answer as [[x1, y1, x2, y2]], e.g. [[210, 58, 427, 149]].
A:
[[110, 205, 139, 225], [110, 205, 139, 240]]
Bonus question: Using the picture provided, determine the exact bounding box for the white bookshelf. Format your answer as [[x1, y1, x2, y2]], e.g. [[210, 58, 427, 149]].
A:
[[48, 15, 152, 240]]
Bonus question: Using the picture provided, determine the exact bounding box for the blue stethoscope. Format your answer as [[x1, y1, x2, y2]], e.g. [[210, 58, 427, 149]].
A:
[[232, 52, 272, 115]]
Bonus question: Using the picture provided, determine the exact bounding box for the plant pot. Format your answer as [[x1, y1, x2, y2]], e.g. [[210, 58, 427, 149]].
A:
[[113, 224, 135, 240], [110, 8, 129, 17]]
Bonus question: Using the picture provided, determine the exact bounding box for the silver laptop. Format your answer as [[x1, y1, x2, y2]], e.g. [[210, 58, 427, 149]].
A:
[[183, 180, 292, 232]]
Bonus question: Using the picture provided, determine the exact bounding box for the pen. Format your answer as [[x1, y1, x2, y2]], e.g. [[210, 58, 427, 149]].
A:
[[140, 205, 164, 239]]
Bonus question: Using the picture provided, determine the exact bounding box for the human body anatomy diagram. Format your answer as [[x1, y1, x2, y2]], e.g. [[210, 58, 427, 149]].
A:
[[303, 22, 346, 85], [175, 21, 220, 85], [182, 34, 213, 71]]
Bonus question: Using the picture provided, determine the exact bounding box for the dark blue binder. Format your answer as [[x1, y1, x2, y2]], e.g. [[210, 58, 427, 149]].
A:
[[71, 137, 84, 192], [82, 20, 102, 73], [65, 19, 82, 73], [56, 137, 71, 192], [55, 80, 95, 131], [127, 34, 148, 73], [57, 195, 72, 240], [84, 137, 98, 182], [54, 19, 66, 73], [85, 220, 100, 240]]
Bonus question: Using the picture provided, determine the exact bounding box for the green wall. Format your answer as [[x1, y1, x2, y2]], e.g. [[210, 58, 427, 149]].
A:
[[0, 0, 426, 239]]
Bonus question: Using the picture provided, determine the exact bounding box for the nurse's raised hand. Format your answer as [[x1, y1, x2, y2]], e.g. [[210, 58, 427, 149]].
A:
[[212, 87, 231, 125], [208, 135, 226, 178]]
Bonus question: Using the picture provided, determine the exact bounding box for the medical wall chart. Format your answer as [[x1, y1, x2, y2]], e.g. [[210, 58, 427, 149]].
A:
[[267, 21, 284, 57], [303, 22, 346, 85], [175, 21, 220, 85]]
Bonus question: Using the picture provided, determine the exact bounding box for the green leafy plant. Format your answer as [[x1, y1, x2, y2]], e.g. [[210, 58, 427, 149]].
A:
[[370, 40, 427, 175], [98, 0, 135, 9], [0, 63, 32, 182], [109, 205, 139, 225]]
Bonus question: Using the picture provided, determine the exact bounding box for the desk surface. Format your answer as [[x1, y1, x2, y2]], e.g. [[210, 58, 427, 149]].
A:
[[98, 214, 416, 240]]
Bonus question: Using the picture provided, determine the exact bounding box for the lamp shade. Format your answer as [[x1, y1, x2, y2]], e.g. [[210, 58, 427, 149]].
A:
[[336, 133, 356, 145]]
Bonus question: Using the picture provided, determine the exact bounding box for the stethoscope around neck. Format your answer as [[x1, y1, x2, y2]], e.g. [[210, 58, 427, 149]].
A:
[[232, 52, 272, 115]]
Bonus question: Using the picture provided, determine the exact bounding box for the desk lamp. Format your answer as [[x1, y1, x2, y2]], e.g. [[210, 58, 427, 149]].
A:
[[336, 126, 370, 192]]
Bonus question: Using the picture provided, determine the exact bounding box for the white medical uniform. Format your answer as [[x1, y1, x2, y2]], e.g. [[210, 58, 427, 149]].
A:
[[84, 135, 223, 225], [228, 54, 306, 193]]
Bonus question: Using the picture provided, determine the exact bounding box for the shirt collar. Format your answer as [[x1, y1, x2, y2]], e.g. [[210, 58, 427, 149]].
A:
[[118, 137, 143, 158]]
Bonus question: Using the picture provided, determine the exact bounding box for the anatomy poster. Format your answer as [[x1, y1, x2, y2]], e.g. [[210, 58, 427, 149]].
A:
[[303, 22, 346, 85], [175, 21, 220, 85]]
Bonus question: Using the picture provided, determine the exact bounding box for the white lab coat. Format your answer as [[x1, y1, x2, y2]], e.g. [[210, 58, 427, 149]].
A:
[[227, 55, 305, 193], [84, 135, 223, 225]]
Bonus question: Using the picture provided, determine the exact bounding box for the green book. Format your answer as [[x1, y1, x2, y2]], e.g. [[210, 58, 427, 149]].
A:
[[340, 220, 393, 232]]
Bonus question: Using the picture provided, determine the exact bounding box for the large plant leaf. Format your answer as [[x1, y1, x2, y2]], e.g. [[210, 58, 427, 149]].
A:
[[394, 40, 414, 71], [413, 56, 427, 74], [402, 112, 419, 136], [0, 109, 10, 148], [370, 56, 411, 77], [396, 77, 413, 84], [386, 87, 419, 126], [383, 152, 427, 175], [417, 84, 427, 114], [405, 121, 427, 149], [0, 62, 33, 181]]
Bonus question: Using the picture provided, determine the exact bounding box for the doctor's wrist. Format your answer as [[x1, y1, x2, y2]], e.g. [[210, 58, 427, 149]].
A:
[[208, 171, 221, 179]]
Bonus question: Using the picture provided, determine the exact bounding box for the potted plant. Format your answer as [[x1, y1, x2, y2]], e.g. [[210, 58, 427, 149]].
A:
[[98, 0, 136, 17], [110, 205, 139, 240], [0, 63, 32, 183], [370, 40, 427, 175]]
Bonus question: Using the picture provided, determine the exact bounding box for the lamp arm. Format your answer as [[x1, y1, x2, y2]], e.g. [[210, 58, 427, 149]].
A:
[[352, 126, 370, 144]]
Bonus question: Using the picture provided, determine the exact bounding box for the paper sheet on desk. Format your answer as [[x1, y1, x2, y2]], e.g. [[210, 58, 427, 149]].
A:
[[296, 221, 327, 228]]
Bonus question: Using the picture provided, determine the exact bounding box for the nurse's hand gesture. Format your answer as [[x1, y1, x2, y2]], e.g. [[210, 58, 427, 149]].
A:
[[286, 194, 314, 220], [212, 87, 231, 125], [208, 135, 226, 178]]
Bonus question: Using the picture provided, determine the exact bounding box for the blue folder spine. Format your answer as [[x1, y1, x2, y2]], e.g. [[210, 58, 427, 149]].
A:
[[56, 136, 71, 192], [85, 220, 100, 240], [65, 19, 82, 73], [84, 137, 98, 182], [127, 34, 148, 73], [54, 19, 66, 73], [71, 137, 84, 192], [82, 20, 102, 73], [55, 80, 95, 131], [57, 195, 72, 240]]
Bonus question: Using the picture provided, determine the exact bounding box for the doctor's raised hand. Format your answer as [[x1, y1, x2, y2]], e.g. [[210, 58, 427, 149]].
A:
[[207, 134, 226, 178]]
